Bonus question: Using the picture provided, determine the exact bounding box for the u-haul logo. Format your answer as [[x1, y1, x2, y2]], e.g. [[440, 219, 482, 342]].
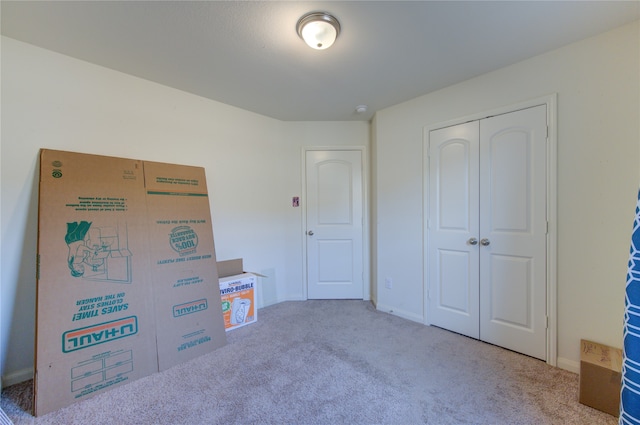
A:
[[169, 225, 198, 256], [62, 316, 138, 353], [173, 299, 208, 317]]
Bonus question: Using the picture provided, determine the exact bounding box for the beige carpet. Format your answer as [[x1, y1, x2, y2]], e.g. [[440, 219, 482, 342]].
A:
[[1, 300, 617, 424]]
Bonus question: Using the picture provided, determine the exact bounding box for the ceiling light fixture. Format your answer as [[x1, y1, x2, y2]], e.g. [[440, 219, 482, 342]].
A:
[[296, 12, 341, 50]]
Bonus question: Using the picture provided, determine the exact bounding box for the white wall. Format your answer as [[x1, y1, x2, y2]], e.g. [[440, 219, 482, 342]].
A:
[[373, 21, 640, 371], [2, 20, 637, 388], [0, 37, 369, 386]]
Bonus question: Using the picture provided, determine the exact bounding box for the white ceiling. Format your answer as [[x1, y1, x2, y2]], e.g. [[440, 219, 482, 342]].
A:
[[2, 1, 639, 121]]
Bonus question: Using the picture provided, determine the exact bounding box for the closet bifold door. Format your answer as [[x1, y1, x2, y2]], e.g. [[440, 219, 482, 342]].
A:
[[428, 121, 481, 339], [479, 105, 547, 361], [428, 104, 547, 361]]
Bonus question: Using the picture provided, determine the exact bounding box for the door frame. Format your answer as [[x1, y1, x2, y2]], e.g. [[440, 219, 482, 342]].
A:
[[422, 94, 558, 366], [301, 146, 370, 301]]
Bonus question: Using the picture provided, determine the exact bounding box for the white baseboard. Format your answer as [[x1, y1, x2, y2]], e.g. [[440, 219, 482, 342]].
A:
[[260, 296, 292, 308], [2, 367, 33, 388], [375, 303, 424, 324], [557, 357, 580, 374], [284, 296, 306, 302]]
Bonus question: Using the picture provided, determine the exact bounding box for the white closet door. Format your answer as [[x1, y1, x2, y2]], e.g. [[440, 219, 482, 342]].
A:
[[428, 105, 548, 361], [428, 121, 480, 339], [479, 105, 547, 360]]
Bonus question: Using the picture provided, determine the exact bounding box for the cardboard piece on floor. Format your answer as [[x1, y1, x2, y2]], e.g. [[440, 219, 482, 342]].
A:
[[35, 149, 226, 416]]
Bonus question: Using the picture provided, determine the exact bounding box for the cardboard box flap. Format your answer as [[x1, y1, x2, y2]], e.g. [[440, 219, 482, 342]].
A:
[[217, 259, 243, 278], [143, 161, 209, 195], [580, 339, 623, 372], [217, 258, 267, 278], [40, 149, 144, 186]]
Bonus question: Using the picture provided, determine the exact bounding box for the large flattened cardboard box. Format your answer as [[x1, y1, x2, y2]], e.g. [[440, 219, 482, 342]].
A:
[[218, 259, 257, 331], [35, 149, 226, 416], [579, 339, 622, 416]]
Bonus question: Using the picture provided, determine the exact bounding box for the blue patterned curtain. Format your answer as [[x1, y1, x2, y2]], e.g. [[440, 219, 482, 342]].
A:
[[622, 189, 640, 424]]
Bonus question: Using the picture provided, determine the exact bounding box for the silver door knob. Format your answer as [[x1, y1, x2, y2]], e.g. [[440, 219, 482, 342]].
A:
[[468, 238, 478, 245], [307, 230, 314, 236], [480, 238, 490, 246]]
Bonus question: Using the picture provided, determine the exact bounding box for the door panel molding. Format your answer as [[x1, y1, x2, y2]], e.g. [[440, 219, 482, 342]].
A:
[[423, 94, 557, 366]]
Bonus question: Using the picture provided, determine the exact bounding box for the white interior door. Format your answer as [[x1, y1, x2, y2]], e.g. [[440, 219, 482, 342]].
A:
[[306, 150, 364, 299], [428, 121, 480, 338], [479, 105, 547, 360], [428, 105, 547, 360]]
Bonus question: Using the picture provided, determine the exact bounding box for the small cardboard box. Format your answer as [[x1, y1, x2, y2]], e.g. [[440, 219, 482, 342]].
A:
[[218, 259, 258, 331], [579, 339, 622, 416]]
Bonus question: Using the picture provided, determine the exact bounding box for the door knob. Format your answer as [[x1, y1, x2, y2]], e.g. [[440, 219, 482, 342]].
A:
[[307, 230, 314, 236], [468, 238, 478, 245], [480, 238, 490, 246]]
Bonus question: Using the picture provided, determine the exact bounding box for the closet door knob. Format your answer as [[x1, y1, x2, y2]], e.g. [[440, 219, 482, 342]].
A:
[[468, 238, 478, 245], [480, 238, 491, 246]]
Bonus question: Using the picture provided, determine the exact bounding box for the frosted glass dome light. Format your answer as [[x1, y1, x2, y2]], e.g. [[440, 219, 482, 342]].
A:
[[296, 12, 341, 50]]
